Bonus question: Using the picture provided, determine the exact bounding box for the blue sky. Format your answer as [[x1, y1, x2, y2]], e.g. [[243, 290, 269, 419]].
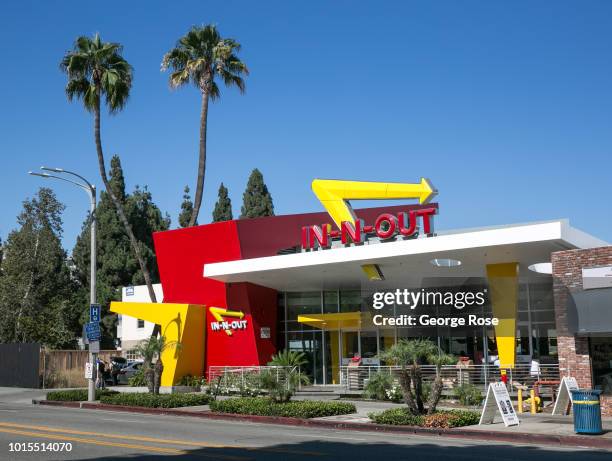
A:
[[1, 1, 611, 250]]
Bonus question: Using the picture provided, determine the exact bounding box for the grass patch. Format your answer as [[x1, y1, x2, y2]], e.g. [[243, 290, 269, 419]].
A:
[[46, 388, 118, 402], [99, 392, 212, 408], [210, 397, 356, 419], [369, 408, 480, 428]]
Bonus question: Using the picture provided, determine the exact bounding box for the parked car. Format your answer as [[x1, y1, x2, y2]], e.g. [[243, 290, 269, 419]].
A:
[[116, 361, 144, 385]]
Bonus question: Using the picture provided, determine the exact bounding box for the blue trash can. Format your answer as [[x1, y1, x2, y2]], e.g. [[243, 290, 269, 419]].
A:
[[571, 389, 603, 435]]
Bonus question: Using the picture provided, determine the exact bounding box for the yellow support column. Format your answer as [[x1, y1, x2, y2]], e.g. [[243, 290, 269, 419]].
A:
[[518, 388, 523, 413], [330, 331, 340, 384], [486, 263, 519, 369], [110, 301, 205, 388]]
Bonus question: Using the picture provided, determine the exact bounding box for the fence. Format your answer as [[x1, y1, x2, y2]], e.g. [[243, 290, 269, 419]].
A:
[[208, 366, 300, 393], [40, 349, 118, 389], [0, 343, 40, 388], [339, 363, 560, 391]]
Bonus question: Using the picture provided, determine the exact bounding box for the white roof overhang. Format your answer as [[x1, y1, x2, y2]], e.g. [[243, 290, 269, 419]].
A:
[[203, 220, 608, 291]]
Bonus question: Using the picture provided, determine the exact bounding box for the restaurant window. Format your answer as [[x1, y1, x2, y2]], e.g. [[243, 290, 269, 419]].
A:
[[590, 337, 612, 395]]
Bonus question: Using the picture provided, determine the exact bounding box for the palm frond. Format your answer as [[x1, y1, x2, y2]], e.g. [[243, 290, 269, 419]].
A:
[[60, 33, 132, 115], [161, 24, 247, 97]]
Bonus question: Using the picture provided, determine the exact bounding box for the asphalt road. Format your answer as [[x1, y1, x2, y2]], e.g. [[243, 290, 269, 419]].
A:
[[0, 398, 610, 461]]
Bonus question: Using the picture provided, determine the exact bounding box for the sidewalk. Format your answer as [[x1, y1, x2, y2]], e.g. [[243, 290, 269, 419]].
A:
[[105, 387, 612, 440], [316, 398, 612, 438]]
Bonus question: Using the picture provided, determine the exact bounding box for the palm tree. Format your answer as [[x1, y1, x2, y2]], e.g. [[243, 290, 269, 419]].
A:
[[60, 33, 161, 335], [262, 350, 310, 402], [134, 336, 180, 394], [425, 351, 455, 414], [162, 24, 248, 227], [379, 339, 440, 415]]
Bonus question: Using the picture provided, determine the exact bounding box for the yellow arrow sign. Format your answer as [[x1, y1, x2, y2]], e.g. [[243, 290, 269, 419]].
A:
[[311, 178, 437, 228], [208, 307, 245, 336]]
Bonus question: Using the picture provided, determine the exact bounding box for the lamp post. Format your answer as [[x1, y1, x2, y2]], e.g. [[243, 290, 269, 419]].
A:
[[29, 167, 97, 402]]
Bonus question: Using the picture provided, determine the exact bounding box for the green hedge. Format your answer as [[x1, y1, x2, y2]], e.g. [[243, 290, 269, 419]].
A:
[[46, 389, 118, 402], [99, 392, 212, 408], [210, 397, 356, 419], [369, 408, 480, 428], [368, 408, 424, 426]]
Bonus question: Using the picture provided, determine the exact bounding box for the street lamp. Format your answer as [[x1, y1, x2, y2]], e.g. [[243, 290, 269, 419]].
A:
[[29, 167, 98, 402]]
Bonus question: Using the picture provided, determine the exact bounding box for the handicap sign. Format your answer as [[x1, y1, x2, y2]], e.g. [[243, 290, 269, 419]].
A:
[[90, 304, 101, 323]]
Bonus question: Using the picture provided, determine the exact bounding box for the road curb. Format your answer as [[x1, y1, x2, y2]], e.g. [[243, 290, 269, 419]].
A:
[[33, 400, 612, 450]]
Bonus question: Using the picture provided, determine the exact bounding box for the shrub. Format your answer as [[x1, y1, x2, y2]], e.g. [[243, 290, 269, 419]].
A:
[[369, 408, 479, 428], [43, 368, 88, 389], [46, 388, 118, 402], [368, 408, 424, 426], [424, 410, 480, 428], [385, 384, 404, 403], [177, 374, 206, 389], [210, 397, 356, 419], [453, 384, 484, 406], [363, 372, 394, 401], [128, 368, 147, 387], [99, 392, 212, 408]]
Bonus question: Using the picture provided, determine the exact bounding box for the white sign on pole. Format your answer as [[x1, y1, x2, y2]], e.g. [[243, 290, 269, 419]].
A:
[[552, 377, 579, 415], [84, 362, 93, 379], [479, 382, 520, 427]]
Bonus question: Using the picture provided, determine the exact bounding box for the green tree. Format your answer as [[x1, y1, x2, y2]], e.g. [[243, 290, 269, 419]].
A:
[[240, 169, 274, 218], [134, 335, 180, 394], [212, 183, 233, 222], [0, 189, 79, 348], [60, 34, 161, 333], [162, 24, 248, 227], [262, 350, 310, 402], [72, 156, 169, 347], [178, 186, 196, 228], [379, 339, 444, 415]]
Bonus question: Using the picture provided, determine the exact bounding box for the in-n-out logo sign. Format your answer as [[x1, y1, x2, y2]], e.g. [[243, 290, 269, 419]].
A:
[[209, 307, 247, 336], [301, 206, 437, 250], [302, 178, 439, 251]]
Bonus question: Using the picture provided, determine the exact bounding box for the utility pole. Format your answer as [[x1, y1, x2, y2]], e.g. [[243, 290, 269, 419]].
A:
[[29, 167, 98, 402]]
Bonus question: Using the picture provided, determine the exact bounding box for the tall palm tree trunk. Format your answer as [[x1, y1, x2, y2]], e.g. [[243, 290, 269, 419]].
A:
[[189, 88, 209, 227], [93, 98, 161, 337]]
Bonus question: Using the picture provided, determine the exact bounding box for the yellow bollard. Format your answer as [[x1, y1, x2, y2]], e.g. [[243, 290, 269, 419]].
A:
[[518, 388, 523, 413], [530, 389, 536, 414]]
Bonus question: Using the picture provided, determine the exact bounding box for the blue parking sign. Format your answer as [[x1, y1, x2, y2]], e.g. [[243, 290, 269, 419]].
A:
[[90, 304, 101, 323], [86, 321, 101, 341]]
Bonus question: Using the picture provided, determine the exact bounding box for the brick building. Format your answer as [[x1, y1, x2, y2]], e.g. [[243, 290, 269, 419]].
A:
[[553, 246, 612, 415]]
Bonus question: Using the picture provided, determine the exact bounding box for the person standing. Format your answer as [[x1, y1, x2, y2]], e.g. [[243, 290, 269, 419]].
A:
[[96, 359, 106, 389]]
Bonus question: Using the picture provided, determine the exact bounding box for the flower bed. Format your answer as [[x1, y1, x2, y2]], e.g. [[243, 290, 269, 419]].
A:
[[46, 389, 119, 402], [369, 408, 480, 428], [99, 392, 212, 408], [210, 397, 356, 419]]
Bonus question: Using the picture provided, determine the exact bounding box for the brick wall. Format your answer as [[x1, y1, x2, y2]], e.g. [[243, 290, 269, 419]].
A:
[[552, 245, 612, 416]]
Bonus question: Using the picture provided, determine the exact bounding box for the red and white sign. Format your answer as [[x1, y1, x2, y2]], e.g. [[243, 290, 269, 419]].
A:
[[301, 206, 437, 250]]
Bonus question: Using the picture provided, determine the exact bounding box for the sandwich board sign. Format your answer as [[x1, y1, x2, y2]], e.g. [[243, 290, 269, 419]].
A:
[[552, 377, 579, 415], [479, 382, 520, 427]]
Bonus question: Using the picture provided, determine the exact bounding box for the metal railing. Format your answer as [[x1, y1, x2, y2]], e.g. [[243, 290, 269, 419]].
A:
[[339, 363, 560, 391], [208, 366, 300, 392]]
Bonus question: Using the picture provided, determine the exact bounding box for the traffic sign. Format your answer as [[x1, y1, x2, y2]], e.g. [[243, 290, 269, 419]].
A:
[[86, 321, 101, 341], [89, 341, 100, 353], [90, 304, 101, 323]]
